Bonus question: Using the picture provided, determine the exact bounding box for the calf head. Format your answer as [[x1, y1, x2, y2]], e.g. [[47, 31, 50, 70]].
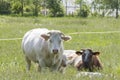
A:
[[76, 49, 100, 71], [41, 30, 71, 54]]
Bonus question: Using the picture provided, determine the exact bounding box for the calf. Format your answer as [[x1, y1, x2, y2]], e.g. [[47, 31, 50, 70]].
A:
[[63, 50, 82, 68], [22, 28, 71, 72], [77, 49, 103, 72], [63, 49, 103, 72]]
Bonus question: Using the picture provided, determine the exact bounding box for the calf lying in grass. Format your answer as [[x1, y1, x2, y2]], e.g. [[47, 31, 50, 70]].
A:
[[76, 49, 103, 71], [64, 49, 103, 72]]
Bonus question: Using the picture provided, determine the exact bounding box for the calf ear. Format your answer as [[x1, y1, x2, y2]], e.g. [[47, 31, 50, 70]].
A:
[[76, 51, 82, 55], [41, 34, 50, 40], [93, 52, 100, 55], [61, 36, 72, 41]]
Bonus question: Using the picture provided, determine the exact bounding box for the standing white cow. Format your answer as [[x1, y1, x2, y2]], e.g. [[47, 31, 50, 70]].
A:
[[22, 28, 71, 72]]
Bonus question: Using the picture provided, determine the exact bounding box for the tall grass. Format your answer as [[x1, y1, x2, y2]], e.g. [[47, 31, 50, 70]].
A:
[[0, 16, 120, 80]]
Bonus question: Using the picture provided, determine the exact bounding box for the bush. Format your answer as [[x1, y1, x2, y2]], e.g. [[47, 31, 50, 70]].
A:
[[49, 8, 64, 17], [78, 5, 89, 17], [23, 5, 34, 17], [91, 11, 102, 17], [0, 1, 11, 14], [47, 0, 64, 17], [24, 5, 34, 12], [12, 1, 22, 14]]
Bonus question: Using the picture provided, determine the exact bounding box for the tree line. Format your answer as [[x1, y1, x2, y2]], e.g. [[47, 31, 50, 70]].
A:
[[0, 0, 119, 18]]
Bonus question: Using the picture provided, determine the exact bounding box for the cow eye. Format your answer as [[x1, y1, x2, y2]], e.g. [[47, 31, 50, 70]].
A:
[[90, 54, 92, 57], [88, 54, 92, 58], [83, 53, 86, 57]]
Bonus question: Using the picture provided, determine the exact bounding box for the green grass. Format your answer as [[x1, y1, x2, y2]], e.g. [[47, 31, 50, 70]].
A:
[[0, 16, 120, 80]]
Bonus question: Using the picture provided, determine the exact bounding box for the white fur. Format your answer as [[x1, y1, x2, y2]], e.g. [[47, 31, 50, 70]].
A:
[[22, 28, 71, 72], [63, 50, 82, 67], [76, 72, 103, 78]]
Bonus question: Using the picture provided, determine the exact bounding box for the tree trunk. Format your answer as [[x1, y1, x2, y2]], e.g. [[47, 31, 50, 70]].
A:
[[80, 0, 82, 12], [115, 0, 119, 19], [116, 8, 118, 19], [34, 5, 38, 16], [65, 0, 67, 15], [33, 0, 38, 16], [21, 0, 24, 16]]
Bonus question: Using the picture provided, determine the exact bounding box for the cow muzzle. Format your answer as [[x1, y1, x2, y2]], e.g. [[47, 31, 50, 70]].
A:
[[84, 62, 90, 68], [53, 49, 58, 54]]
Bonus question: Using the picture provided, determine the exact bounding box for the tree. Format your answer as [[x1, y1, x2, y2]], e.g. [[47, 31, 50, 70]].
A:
[[41, 0, 47, 16], [46, 0, 64, 17], [0, 0, 11, 14], [33, 0, 41, 16], [114, 0, 119, 18], [76, 0, 83, 12], [65, 0, 68, 15], [102, 0, 120, 18], [20, 0, 24, 16], [90, 0, 104, 17], [76, 0, 90, 17], [12, 1, 22, 14]]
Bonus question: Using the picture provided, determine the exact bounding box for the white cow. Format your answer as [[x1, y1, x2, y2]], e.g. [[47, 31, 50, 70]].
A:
[[22, 28, 71, 72]]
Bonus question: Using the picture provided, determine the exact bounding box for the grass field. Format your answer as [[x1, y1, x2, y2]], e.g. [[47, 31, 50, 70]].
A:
[[0, 16, 120, 80]]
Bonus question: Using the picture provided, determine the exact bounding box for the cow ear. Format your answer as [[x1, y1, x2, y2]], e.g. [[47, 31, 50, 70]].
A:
[[61, 36, 72, 41], [93, 52, 100, 55], [76, 51, 82, 55], [41, 34, 50, 40]]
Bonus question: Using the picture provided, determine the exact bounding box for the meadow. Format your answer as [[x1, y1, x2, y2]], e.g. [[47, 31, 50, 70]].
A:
[[0, 16, 120, 80]]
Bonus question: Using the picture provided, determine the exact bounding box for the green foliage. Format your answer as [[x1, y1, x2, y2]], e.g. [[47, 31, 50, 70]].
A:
[[0, 0, 119, 18], [46, 0, 64, 17], [33, 0, 41, 16], [24, 6, 31, 12], [101, 0, 119, 18], [0, 1, 11, 14], [78, 4, 90, 17], [75, 0, 90, 17], [12, 1, 22, 14], [23, 5, 34, 17], [102, 0, 119, 9], [91, 11, 101, 17]]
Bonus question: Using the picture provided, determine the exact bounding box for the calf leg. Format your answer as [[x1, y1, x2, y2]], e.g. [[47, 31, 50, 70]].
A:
[[89, 66, 94, 72], [25, 56, 31, 71]]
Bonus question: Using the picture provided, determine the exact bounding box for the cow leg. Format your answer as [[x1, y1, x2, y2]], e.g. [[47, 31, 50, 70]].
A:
[[25, 56, 31, 71], [52, 60, 62, 72], [38, 59, 46, 72], [58, 59, 67, 73], [37, 64, 41, 72]]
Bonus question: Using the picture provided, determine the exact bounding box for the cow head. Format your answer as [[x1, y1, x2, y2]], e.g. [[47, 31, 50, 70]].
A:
[[41, 30, 71, 54], [76, 49, 100, 71]]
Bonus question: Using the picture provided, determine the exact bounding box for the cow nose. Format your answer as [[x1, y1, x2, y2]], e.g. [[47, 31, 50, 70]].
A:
[[84, 61, 89, 64], [53, 49, 58, 54], [62, 64, 67, 67], [84, 62, 89, 67]]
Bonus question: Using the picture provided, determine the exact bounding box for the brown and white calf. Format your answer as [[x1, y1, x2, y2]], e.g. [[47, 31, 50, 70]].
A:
[[76, 49, 103, 72], [63, 50, 82, 69]]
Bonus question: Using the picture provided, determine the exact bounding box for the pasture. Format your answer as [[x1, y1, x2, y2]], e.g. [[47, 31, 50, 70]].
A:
[[0, 16, 120, 80]]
